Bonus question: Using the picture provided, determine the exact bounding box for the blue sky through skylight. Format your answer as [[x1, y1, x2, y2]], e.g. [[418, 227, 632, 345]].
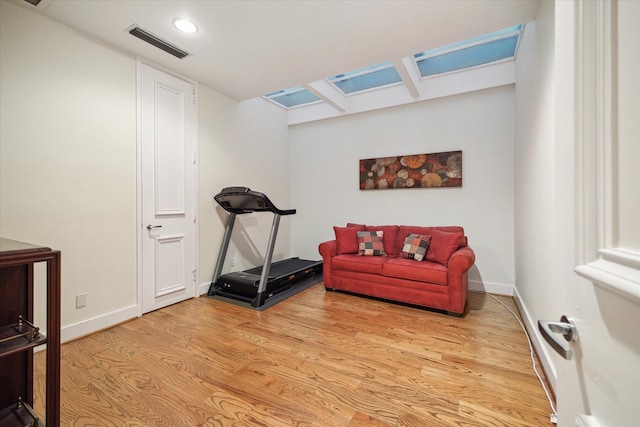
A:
[[262, 24, 524, 109], [264, 86, 320, 109], [328, 62, 402, 95], [413, 25, 522, 77]]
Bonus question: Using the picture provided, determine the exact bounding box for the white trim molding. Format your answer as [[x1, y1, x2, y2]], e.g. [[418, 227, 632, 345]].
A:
[[199, 281, 211, 296], [468, 279, 514, 296], [575, 259, 640, 303], [61, 304, 138, 344], [574, 0, 640, 304], [512, 287, 557, 391]]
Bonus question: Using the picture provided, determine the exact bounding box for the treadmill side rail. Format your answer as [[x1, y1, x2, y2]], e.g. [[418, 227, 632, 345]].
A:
[[211, 212, 236, 285], [253, 213, 281, 307]]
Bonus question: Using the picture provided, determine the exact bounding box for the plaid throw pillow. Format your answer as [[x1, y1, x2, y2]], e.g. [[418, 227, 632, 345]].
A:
[[400, 233, 431, 261], [357, 230, 386, 256]]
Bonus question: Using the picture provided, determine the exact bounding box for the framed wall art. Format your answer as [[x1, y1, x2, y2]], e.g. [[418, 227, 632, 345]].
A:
[[359, 151, 462, 190]]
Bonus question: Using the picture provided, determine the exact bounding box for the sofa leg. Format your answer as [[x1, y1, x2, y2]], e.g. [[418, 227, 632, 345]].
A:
[[447, 311, 463, 318]]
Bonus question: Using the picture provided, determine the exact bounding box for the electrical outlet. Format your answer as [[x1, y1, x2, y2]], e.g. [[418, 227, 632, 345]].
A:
[[230, 256, 235, 267], [76, 293, 87, 308]]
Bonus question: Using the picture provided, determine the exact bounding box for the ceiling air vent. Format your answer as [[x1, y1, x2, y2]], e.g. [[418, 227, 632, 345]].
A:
[[128, 25, 190, 59]]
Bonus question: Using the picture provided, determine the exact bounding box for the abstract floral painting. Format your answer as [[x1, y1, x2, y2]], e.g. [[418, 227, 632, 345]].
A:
[[359, 151, 462, 190]]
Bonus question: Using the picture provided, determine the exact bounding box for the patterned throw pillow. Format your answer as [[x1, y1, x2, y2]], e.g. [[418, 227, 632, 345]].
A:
[[400, 233, 431, 261], [357, 230, 386, 256]]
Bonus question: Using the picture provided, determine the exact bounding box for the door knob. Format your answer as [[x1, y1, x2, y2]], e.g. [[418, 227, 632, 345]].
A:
[[538, 315, 577, 360], [146, 225, 162, 230]]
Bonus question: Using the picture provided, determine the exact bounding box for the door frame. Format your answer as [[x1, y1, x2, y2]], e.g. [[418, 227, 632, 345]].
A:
[[135, 58, 199, 316]]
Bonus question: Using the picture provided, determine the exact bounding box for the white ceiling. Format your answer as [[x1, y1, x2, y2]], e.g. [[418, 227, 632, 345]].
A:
[[22, 0, 540, 101]]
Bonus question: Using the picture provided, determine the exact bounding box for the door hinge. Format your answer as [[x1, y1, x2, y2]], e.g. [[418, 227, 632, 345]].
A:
[[192, 269, 197, 283], [192, 89, 196, 105]]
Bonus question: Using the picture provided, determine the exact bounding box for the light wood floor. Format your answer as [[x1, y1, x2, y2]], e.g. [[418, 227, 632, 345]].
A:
[[35, 284, 554, 426]]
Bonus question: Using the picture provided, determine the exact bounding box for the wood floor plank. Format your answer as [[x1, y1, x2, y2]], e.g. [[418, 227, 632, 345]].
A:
[[34, 284, 554, 426], [348, 411, 395, 427]]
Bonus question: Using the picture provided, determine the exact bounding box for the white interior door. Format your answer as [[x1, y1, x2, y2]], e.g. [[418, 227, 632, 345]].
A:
[[139, 62, 197, 314], [540, 2, 640, 426]]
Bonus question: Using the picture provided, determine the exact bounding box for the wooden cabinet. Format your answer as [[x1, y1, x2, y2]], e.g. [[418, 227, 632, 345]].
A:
[[0, 238, 60, 427]]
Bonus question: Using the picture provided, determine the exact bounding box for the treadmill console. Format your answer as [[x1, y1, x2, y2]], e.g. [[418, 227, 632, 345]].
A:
[[214, 187, 296, 216]]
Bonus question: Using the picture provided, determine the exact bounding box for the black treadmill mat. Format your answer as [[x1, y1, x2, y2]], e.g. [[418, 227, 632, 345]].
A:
[[207, 272, 323, 311], [244, 257, 321, 278]]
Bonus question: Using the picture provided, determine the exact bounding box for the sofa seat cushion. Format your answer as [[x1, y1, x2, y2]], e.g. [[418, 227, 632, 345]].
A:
[[333, 254, 386, 275], [382, 258, 448, 285]]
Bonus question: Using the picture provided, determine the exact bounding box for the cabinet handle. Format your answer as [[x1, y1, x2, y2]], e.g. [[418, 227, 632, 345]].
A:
[[17, 397, 40, 425], [146, 225, 162, 230]]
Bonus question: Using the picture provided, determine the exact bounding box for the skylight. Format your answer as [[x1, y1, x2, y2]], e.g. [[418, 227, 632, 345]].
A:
[[413, 25, 523, 77], [262, 24, 524, 112], [263, 86, 320, 109], [328, 62, 402, 95]]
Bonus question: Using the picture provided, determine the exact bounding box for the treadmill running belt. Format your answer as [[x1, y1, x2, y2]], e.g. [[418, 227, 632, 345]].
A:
[[245, 258, 319, 278]]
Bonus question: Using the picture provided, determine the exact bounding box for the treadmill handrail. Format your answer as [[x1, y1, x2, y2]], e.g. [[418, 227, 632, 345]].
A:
[[214, 187, 296, 216]]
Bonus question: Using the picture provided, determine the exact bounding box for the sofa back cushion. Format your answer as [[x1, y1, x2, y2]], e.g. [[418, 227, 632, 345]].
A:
[[398, 226, 466, 266], [365, 225, 399, 257], [334, 225, 365, 254], [426, 228, 464, 266], [341, 224, 465, 263]]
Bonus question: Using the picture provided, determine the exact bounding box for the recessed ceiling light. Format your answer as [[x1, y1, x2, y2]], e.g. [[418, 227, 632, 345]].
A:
[[174, 19, 198, 34]]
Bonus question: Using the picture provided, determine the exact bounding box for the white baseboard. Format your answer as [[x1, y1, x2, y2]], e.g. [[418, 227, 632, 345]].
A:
[[201, 279, 511, 297], [512, 287, 557, 392], [201, 280, 513, 297], [468, 279, 514, 296], [60, 283, 212, 346], [60, 304, 139, 344], [199, 281, 210, 296]]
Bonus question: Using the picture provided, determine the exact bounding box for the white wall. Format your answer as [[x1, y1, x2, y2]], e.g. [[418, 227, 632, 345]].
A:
[[0, 0, 138, 332], [513, 0, 558, 386], [290, 86, 516, 293], [515, 2, 564, 388], [0, 1, 292, 339], [514, 2, 557, 315], [198, 91, 291, 291]]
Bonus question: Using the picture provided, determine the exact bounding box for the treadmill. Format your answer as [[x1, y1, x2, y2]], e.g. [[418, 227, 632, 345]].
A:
[[207, 187, 323, 309]]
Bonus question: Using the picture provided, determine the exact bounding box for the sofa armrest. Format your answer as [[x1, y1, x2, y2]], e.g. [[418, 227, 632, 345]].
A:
[[449, 247, 475, 273], [319, 240, 337, 258], [447, 246, 476, 315], [318, 240, 338, 288]]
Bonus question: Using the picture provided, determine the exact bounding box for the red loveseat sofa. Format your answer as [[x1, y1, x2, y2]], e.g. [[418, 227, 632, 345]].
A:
[[318, 224, 475, 316]]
